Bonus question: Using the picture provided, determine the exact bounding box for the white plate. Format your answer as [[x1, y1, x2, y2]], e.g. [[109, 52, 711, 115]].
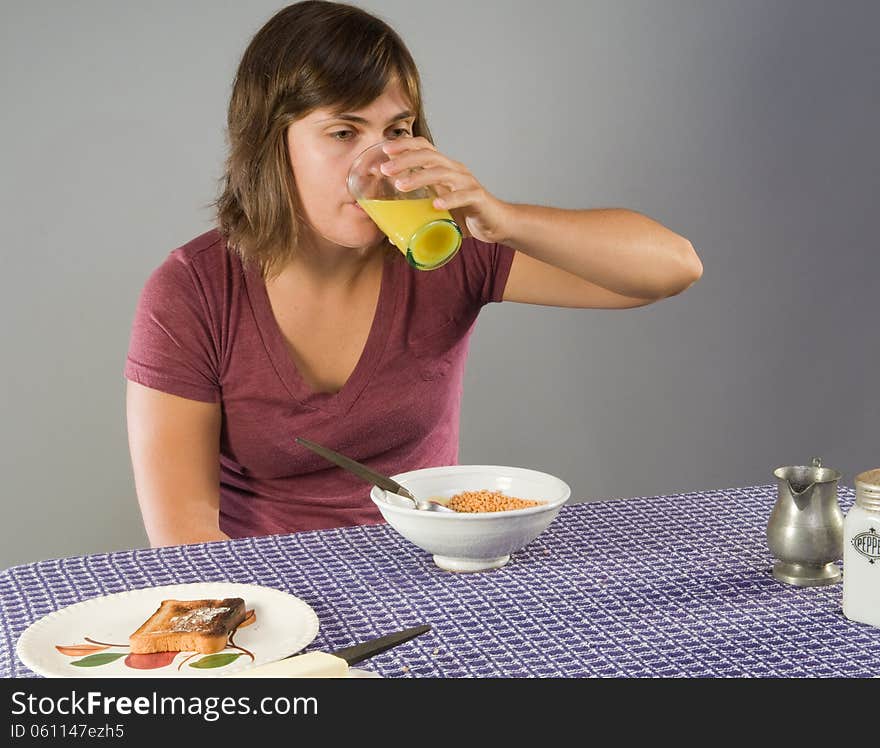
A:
[[16, 582, 319, 678]]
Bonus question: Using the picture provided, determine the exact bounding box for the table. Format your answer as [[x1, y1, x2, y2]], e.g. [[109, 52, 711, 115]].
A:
[[2, 484, 877, 678]]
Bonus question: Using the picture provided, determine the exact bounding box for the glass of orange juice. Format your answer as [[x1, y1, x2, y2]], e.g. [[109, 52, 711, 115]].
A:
[[347, 140, 462, 270]]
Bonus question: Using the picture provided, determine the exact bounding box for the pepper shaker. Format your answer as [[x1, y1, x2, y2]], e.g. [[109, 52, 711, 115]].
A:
[[843, 469, 880, 627]]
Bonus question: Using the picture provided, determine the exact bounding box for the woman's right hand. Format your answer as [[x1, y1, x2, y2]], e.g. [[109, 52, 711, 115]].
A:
[[125, 381, 229, 547]]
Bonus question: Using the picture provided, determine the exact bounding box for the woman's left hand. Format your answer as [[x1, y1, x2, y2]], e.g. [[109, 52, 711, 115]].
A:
[[380, 137, 512, 244]]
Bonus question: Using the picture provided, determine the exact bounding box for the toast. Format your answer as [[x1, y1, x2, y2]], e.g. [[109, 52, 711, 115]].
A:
[[129, 598, 247, 654]]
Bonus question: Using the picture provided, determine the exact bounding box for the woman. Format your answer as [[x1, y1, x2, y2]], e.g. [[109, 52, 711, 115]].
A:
[[125, 1, 703, 547]]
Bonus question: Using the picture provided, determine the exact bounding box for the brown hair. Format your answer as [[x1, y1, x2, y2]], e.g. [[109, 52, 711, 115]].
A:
[[214, 1, 433, 279]]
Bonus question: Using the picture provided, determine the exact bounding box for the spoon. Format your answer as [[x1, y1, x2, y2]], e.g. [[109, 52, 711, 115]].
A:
[[294, 437, 455, 513]]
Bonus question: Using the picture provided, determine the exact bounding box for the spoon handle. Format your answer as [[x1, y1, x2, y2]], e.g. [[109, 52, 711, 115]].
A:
[[294, 437, 417, 501]]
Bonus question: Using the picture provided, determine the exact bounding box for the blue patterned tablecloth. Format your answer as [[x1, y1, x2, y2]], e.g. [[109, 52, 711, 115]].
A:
[[2, 484, 876, 678]]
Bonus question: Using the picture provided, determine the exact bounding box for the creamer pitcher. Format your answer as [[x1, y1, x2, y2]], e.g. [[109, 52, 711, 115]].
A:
[[767, 457, 844, 586]]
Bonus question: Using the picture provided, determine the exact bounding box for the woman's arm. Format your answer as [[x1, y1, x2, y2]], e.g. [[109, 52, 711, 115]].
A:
[[126, 381, 229, 547], [499, 206, 703, 307], [379, 138, 703, 308]]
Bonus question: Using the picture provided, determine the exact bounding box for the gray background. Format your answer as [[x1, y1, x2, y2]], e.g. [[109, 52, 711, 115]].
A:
[[1, 0, 877, 569]]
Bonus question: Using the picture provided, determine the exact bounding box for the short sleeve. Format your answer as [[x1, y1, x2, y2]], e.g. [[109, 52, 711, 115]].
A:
[[124, 253, 221, 403], [457, 237, 516, 308]]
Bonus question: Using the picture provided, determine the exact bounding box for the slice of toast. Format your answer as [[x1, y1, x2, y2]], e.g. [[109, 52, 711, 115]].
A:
[[129, 598, 247, 654]]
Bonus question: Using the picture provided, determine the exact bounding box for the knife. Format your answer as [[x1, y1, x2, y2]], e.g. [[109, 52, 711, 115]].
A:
[[330, 624, 431, 665], [227, 624, 431, 678]]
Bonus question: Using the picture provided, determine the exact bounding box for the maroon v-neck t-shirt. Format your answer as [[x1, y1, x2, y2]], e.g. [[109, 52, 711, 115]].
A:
[[124, 229, 515, 538]]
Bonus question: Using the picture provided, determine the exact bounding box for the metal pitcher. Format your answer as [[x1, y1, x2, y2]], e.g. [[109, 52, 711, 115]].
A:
[[767, 457, 844, 586]]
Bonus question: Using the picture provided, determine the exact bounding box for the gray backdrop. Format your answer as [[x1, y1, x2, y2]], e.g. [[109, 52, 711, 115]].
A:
[[2, 0, 877, 569]]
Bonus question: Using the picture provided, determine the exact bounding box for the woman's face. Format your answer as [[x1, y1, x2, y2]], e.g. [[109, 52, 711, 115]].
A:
[[287, 81, 416, 250]]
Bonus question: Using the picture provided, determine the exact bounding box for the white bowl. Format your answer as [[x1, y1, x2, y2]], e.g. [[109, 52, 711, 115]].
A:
[[369, 465, 571, 572]]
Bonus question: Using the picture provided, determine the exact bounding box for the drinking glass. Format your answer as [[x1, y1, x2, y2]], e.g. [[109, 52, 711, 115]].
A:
[[347, 140, 462, 270]]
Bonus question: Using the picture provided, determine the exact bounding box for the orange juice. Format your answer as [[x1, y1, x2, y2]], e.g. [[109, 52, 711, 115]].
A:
[[358, 197, 462, 269]]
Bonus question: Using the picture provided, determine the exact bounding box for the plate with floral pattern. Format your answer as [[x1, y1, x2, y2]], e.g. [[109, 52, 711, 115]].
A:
[[16, 582, 319, 678]]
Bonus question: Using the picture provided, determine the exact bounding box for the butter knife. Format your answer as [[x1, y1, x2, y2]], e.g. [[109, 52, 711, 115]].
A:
[[330, 624, 431, 665], [227, 624, 431, 678]]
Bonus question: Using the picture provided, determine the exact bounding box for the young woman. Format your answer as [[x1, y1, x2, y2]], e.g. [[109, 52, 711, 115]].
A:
[[125, 1, 703, 547]]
